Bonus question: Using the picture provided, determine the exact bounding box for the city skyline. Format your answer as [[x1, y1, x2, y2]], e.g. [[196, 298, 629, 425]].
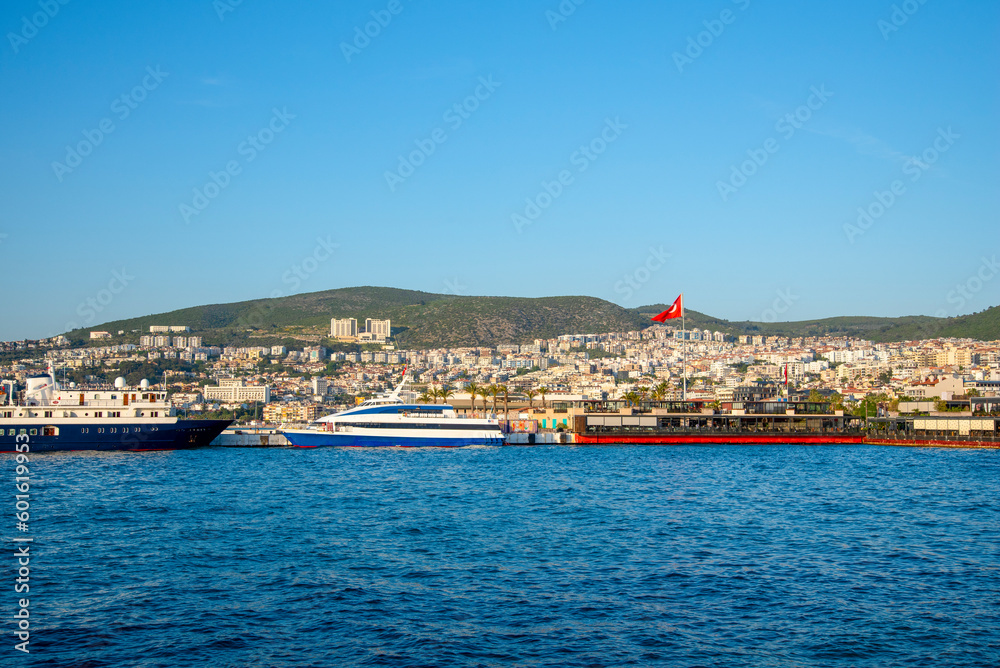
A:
[[1, 0, 998, 342]]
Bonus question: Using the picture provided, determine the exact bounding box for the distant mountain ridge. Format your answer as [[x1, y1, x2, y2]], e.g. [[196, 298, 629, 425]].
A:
[[65, 286, 999, 348]]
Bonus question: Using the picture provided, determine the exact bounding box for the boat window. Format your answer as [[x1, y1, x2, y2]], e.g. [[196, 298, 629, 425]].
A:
[[29, 429, 37, 435]]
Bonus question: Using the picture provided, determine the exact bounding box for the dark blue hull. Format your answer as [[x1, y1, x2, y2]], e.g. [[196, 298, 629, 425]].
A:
[[0, 419, 233, 453]]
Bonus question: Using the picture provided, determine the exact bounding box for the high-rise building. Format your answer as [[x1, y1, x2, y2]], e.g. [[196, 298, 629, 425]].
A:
[[365, 318, 391, 342], [331, 318, 358, 340]]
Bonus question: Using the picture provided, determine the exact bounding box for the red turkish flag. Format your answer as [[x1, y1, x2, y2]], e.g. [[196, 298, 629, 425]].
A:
[[651, 295, 683, 322]]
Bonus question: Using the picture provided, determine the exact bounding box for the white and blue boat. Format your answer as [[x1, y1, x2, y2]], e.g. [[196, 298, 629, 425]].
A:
[[281, 375, 503, 448]]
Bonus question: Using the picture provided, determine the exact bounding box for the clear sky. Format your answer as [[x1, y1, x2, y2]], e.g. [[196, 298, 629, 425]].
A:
[[1, 0, 997, 341]]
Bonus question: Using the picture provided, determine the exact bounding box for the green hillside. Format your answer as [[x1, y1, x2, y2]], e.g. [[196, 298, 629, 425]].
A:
[[634, 304, 1000, 342], [64, 287, 999, 349], [66, 287, 648, 349]]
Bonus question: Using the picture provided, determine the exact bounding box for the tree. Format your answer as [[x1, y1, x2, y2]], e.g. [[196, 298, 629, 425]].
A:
[[523, 388, 538, 408], [622, 391, 641, 407], [466, 382, 481, 414], [808, 390, 824, 404], [852, 393, 890, 417], [497, 384, 510, 417], [538, 386, 548, 409], [487, 384, 500, 413], [652, 381, 669, 401], [439, 386, 455, 405]]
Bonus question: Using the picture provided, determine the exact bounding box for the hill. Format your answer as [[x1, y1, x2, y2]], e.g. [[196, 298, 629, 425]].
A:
[[64, 287, 999, 349], [66, 287, 648, 349], [633, 304, 1000, 343]]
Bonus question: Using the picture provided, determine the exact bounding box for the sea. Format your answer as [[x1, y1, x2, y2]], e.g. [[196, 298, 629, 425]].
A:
[[8, 444, 1000, 667]]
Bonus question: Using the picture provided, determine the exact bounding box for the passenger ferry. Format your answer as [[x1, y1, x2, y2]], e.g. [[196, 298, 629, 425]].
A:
[[0, 366, 231, 453], [281, 375, 503, 448]]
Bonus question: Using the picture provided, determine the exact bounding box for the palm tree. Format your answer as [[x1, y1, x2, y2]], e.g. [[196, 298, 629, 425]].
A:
[[523, 388, 538, 408], [497, 384, 510, 418], [652, 381, 669, 402], [439, 385, 455, 405], [623, 391, 640, 407], [418, 389, 434, 403], [481, 387, 491, 413], [538, 386, 548, 409], [637, 386, 649, 404], [487, 384, 500, 413], [466, 382, 480, 415]]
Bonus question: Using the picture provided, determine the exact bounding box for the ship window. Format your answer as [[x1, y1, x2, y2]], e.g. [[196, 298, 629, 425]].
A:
[[95, 412, 102, 418], [19, 429, 27, 435], [110, 428, 116, 433], [29, 429, 37, 435], [44, 410, 53, 418], [111, 395, 117, 400], [43, 426, 58, 436], [152, 412, 159, 417]]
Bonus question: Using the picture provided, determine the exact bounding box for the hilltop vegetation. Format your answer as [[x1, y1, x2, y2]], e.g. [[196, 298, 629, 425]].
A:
[[62, 287, 999, 349], [66, 287, 647, 349], [634, 304, 1000, 343]]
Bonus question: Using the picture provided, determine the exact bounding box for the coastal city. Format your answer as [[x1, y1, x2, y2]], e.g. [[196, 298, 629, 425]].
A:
[[3, 314, 998, 429]]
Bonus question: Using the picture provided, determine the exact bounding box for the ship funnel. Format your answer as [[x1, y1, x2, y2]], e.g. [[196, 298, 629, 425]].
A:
[[24, 375, 55, 405]]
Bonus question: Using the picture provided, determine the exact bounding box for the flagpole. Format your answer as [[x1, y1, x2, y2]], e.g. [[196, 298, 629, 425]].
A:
[[682, 293, 686, 402]]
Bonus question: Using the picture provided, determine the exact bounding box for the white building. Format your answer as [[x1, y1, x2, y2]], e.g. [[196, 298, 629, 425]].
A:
[[364, 318, 391, 342], [203, 378, 271, 403], [331, 318, 358, 339]]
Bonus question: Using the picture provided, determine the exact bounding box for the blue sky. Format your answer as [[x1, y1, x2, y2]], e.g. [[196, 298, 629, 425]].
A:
[[1, 0, 997, 340]]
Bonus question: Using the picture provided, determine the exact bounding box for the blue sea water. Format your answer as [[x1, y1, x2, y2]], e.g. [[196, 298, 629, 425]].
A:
[[9, 444, 1000, 667]]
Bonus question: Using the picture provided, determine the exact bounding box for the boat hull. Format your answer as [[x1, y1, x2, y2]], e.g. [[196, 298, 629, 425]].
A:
[[0, 419, 233, 453], [282, 430, 503, 448]]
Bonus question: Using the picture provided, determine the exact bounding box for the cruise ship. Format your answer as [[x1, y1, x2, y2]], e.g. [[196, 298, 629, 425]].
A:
[[281, 375, 503, 448], [0, 366, 231, 453]]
